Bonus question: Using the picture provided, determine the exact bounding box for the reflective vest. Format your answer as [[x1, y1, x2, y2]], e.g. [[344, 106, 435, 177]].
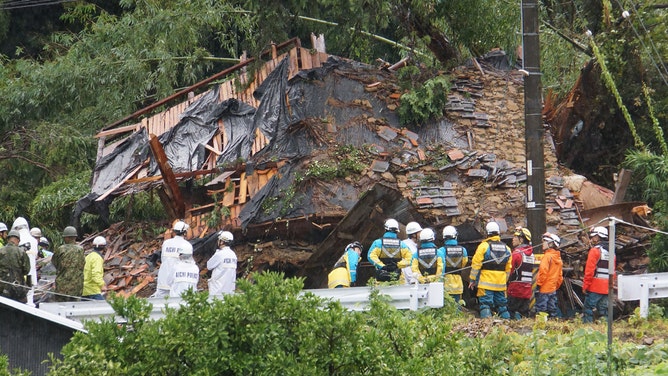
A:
[[379, 237, 401, 265], [509, 252, 535, 284], [417, 246, 438, 276], [444, 245, 465, 274], [594, 245, 610, 280], [482, 241, 510, 272]]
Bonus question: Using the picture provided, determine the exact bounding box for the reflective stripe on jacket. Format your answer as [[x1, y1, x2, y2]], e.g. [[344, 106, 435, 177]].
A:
[[470, 236, 512, 291], [583, 245, 614, 294]]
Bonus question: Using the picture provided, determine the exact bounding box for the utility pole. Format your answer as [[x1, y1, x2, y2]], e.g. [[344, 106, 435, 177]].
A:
[[522, 0, 546, 249]]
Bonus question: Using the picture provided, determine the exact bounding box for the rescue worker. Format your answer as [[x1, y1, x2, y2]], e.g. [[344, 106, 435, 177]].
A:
[[83, 236, 106, 300], [12, 217, 38, 307], [535, 232, 563, 318], [367, 219, 413, 283], [170, 245, 199, 298], [439, 225, 468, 303], [507, 227, 534, 320], [583, 226, 614, 323], [0, 222, 8, 247], [402, 221, 423, 284], [207, 231, 238, 295], [469, 221, 512, 319], [30, 227, 42, 239], [411, 228, 443, 283], [327, 241, 363, 288], [36, 237, 56, 283], [52, 226, 85, 302], [0, 230, 31, 302], [154, 221, 192, 298]]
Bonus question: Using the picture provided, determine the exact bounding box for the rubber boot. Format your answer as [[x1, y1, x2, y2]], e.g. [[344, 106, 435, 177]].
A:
[[499, 307, 510, 320], [513, 312, 522, 320], [480, 307, 492, 318]]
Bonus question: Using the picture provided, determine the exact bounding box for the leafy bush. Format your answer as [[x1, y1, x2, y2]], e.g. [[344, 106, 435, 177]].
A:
[[398, 75, 451, 126], [47, 272, 668, 375]]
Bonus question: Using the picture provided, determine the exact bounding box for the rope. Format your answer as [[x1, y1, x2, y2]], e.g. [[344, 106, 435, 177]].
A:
[[0, 279, 104, 302]]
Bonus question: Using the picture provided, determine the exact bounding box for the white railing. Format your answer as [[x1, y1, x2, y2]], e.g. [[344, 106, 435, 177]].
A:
[[618, 272, 668, 318], [38, 283, 444, 323]]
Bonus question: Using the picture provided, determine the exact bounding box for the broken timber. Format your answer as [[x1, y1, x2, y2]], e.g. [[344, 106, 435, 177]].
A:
[[149, 134, 185, 218]]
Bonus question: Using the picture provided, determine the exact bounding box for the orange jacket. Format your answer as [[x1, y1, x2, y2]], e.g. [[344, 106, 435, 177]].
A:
[[536, 248, 563, 293], [583, 245, 614, 294]]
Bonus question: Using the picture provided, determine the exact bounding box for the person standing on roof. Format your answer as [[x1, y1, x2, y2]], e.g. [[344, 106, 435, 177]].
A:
[[507, 227, 535, 320], [11, 217, 38, 307], [583, 226, 615, 323], [154, 221, 192, 297], [411, 228, 443, 284], [367, 219, 413, 283], [52, 226, 85, 302], [535, 233, 563, 318], [439, 225, 468, 303], [328, 241, 363, 288], [0, 222, 8, 247], [402, 222, 422, 284], [207, 231, 238, 295], [170, 245, 199, 298], [83, 236, 107, 301], [469, 221, 512, 319], [0, 230, 31, 302]]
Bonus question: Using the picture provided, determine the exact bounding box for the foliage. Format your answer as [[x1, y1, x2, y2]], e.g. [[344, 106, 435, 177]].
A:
[[304, 145, 365, 181], [47, 272, 668, 375], [28, 170, 91, 231], [398, 75, 451, 125], [0, 355, 30, 376]]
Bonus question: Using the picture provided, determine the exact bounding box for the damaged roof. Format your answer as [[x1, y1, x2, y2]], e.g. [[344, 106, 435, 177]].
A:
[[75, 39, 655, 292]]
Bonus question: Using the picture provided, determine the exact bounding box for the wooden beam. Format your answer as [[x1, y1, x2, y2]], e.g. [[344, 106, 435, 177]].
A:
[[95, 123, 141, 138], [124, 168, 219, 184], [148, 134, 185, 218], [612, 168, 633, 204]]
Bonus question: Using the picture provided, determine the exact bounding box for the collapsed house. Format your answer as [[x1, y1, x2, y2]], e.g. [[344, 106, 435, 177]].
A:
[[73, 38, 655, 302]]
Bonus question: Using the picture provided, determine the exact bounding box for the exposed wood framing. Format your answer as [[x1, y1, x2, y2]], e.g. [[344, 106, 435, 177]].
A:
[[149, 134, 185, 218]]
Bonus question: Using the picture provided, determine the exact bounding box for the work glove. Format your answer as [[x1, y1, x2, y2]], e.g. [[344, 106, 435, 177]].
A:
[[383, 264, 398, 273]]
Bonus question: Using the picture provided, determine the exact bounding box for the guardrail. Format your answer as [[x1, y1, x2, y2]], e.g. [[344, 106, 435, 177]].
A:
[[618, 272, 668, 318], [38, 283, 444, 323]]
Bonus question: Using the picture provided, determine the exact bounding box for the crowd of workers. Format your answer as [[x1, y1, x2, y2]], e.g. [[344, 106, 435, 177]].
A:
[[0, 218, 238, 305], [327, 218, 615, 322]]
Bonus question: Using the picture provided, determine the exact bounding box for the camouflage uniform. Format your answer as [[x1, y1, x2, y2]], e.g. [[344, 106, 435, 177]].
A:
[[52, 243, 85, 301], [0, 243, 31, 302]]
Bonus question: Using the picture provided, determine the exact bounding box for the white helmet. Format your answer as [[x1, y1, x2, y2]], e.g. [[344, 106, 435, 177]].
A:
[[486, 221, 500, 235], [12, 217, 29, 230], [419, 228, 436, 242], [542, 232, 561, 247], [178, 247, 193, 256], [0, 222, 7, 232], [218, 231, 233, 243], [589, 226, 608, 239], [384, 219, 399, 233], [93, 236, 107, 247], [443, 225, 457, 239], [406, 222, 423, 235], [173, 220, 189, 234], [30, 227, 42, 238]]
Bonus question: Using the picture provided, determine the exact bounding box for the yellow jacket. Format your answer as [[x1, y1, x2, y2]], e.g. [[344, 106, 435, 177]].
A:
[[469, 236, 512, 292], [83, 251, 105, 296]]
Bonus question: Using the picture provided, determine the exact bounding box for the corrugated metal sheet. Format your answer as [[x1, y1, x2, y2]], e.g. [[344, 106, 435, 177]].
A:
[[0, 297, 83, 376]]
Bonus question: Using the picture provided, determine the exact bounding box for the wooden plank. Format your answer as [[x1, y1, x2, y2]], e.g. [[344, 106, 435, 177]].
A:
[[612, 168, 633, 204], [222, 178, 235, 206], [238, 172, 248, 204], [247, 171, 259, 196], [289, 48, 298, 78], [300, 48, 312, 70], [205, 143, 222, 156], [149, 134, 185, 218], [95, 123, 142, 138]]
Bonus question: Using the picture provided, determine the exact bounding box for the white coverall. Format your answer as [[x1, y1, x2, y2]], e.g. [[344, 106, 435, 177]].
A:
[[13, 225, 38, 307], [169, 257, 199, 298], [154, 236, 192, 297], [207, 246, 237, 295]]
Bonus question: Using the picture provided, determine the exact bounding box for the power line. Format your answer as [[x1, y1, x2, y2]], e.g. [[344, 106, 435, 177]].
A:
[[0, 0, 77, 10]]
